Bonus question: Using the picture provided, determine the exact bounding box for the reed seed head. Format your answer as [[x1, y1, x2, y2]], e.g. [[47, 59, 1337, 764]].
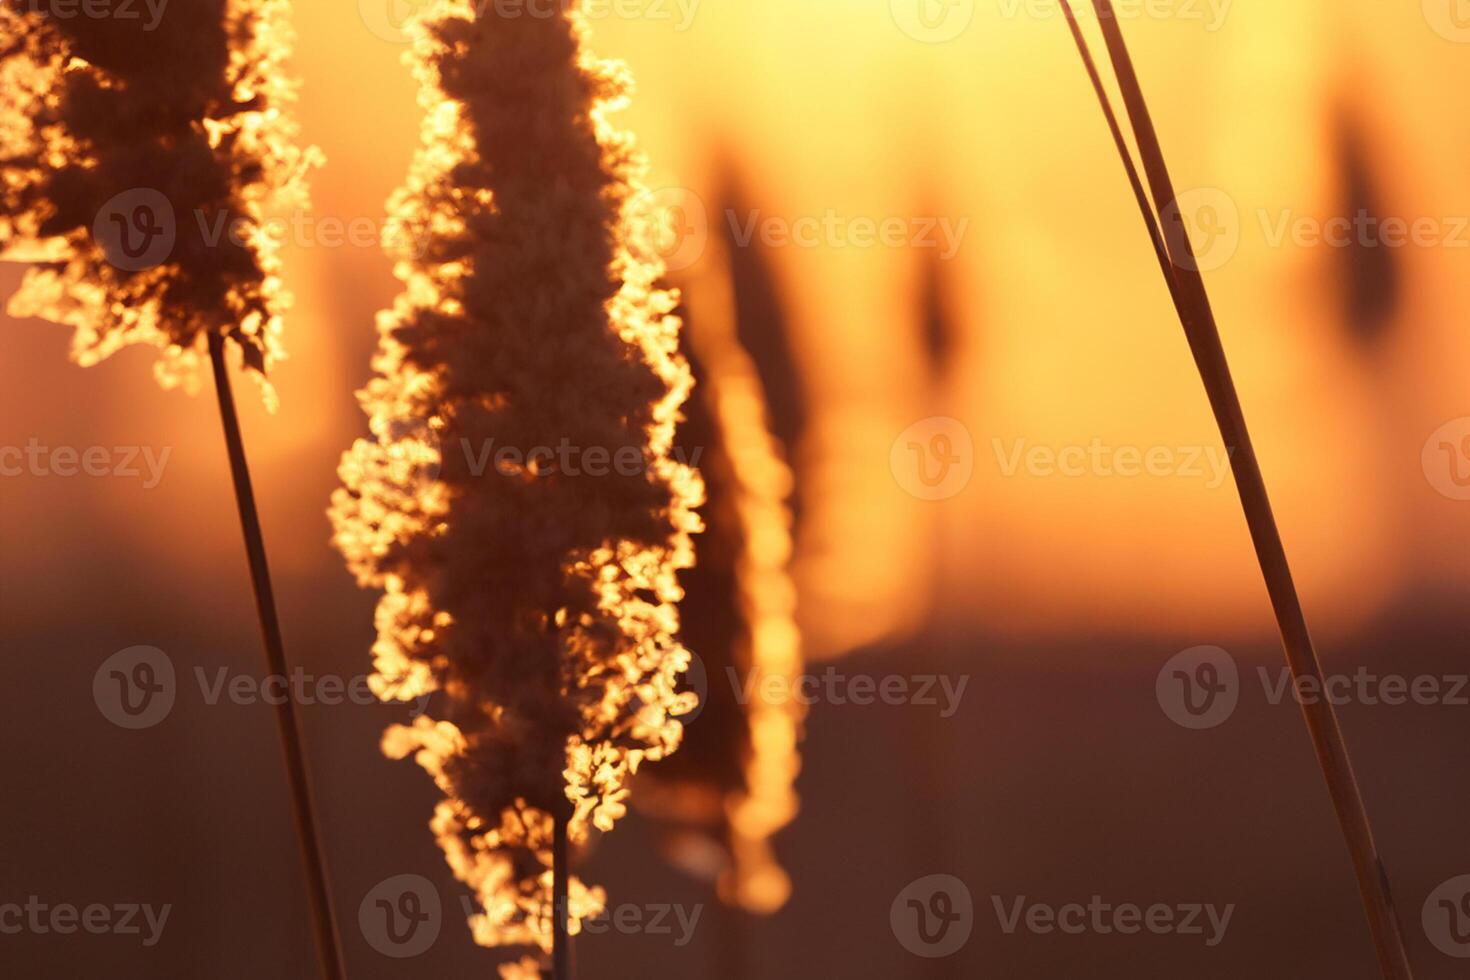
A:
[[329, 0, 702, 960], [0, 0, 313, 406]]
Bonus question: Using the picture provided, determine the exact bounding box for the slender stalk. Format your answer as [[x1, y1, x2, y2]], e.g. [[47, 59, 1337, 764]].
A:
[[1058, 5, 1414, 977], [714, 906, 750, 980], [207, 332, 346, 980], [552, 808, 571, 980]]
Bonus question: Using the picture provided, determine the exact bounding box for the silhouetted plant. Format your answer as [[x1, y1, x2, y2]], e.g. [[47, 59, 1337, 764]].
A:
[[0, 0, 314, 406], [641, 245, 804, 917], [328, 3, 701, 974], [0, 7, 342, 979]]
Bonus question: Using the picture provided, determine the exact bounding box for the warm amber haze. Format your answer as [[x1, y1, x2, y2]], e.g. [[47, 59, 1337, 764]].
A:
[[2, 2, 1468, 977]]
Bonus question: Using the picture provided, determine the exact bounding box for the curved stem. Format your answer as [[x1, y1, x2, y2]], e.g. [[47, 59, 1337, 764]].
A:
[[208, 332, 347, 980], [553, 808, 571, 980]]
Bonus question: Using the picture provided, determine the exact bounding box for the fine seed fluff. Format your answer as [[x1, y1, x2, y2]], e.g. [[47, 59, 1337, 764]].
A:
[[329, 2, 702, 964], [0, 0, 312, 405]]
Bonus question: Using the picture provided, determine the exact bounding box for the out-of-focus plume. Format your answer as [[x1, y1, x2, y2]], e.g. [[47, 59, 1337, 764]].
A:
[[640, 239, 804, 915], [328, 0, 702, 967], [0, 0, 313, 407]]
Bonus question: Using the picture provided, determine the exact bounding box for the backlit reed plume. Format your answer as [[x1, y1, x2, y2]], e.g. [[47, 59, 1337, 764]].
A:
[[328, 3, 701, 971], [1060, 3, 1413, 978], [0, 0, 312, 407], [640, 243, 803, 916], [0, 7, 341, 980]]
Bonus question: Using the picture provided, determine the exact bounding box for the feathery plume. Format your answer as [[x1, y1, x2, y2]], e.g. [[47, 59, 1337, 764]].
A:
[[329, 0, 702, 966], [641, 244, 804, 916], [0, 0, 313, 407]]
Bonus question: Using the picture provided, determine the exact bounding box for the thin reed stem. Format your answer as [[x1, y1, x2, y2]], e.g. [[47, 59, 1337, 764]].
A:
[[1058, 5, 1415, 977], [552, 808, 571, 980], [713, 902, 752, 980], [208, 332, 346, 980]]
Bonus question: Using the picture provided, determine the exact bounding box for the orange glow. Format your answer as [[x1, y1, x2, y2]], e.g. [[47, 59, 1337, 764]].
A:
[[3, 3, 1470, 976], [588, 0, 1470, 650], [9, 2, 1466, 649]]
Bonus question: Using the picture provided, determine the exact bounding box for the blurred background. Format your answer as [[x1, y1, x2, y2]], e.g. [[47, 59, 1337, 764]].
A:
[[3, 0, 1469, 976]]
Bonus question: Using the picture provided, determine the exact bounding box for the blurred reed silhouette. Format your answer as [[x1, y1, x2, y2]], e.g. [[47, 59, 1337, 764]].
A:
[[639, 234, 805, 923]]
